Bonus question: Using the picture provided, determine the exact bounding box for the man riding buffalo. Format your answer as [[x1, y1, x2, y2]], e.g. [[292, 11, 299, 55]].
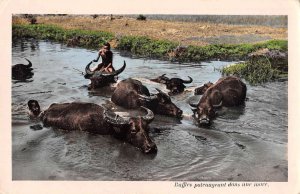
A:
[[84, 42, 127, 90], [92, 42, 115, 73]]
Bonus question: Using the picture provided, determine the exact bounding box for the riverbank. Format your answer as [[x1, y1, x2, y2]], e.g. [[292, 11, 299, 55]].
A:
[[12, 15, 288, 83]]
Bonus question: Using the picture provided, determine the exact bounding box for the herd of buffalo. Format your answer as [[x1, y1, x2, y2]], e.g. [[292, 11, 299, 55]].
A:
[[13, 58, 247, 154]]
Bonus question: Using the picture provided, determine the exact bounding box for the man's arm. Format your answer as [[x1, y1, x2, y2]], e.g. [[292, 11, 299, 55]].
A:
[[93, 51, 101, 62]]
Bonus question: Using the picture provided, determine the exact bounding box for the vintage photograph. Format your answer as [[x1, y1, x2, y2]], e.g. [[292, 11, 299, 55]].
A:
[[11, 14, 288, 181]]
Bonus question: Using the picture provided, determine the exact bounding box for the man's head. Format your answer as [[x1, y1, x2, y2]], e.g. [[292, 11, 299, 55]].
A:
[[103, 42, 111, 50]]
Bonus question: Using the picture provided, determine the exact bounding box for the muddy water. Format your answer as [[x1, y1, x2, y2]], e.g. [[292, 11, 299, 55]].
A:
[[12, 39, 287, 181]]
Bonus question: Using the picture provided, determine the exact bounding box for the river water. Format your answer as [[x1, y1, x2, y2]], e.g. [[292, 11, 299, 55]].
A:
[[12, 39, 288, 181]]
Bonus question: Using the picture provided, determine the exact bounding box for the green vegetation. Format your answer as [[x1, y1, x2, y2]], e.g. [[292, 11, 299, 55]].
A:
[[12, 24, 287, 63], [222, 56, 287, 85], [12, 24, 114, 49], [117, 35, 287, 62], [12, 24, 288, 84], [117, 36, 178, 59], [177, 40, 287, 62]]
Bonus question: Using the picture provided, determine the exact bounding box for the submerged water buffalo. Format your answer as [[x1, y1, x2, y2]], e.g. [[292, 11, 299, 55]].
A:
[[84, 61, 126, 90], [111, 78, 183, 118], [190, 76, 247, 126], [12, 58, 34, 81], [27, 100, 157, 154], [194, 81, 214, 95], [150, 74, 193, 95]]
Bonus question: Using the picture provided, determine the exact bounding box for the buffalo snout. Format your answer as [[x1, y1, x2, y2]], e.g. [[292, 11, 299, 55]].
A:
[[142, 141, 157, 154], [198, 116, 211, 126], [130, 129, 157, 154]]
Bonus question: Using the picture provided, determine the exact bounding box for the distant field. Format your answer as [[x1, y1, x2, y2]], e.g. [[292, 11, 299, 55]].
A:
[[126, 15, 287, 27]]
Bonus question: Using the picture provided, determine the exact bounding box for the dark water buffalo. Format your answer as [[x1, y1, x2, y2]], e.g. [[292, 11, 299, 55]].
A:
[[150, 74, 193, 95], [27, 100, 157, 154], [190, 76, 247, 126], [12, 58, 34, 81], [84, 61, 126, 90], [111, 78, 183, 118], [194, 81, 214, 95]]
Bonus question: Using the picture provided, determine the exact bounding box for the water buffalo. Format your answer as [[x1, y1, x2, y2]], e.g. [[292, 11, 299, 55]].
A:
[[150, 74, 193, 95], [194, 81, 214, 95], [111, 78, 183, 118], [12, 58, 34, 81], [27, 100, 157, 154], [190, 76, 247, 126], [84, 61, 126, 90]]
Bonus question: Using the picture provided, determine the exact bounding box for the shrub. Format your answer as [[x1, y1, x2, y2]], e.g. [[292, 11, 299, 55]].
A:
[[117, 35, 178, 59], [137, 14, 147, 21], [222, 57, 283, 84]]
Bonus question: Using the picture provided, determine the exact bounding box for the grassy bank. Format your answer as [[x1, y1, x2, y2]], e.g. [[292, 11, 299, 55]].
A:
[[13, 23, 287, 62], [12, 24, 114, 49], [170, 39, 287, 62], [12, 23, 288, 84]]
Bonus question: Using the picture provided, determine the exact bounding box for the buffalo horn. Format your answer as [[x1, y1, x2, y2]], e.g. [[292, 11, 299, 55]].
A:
[[103, 110, 129, 126], [138, 94, 156, 102], [189, 102, 198, 108], [85, 61, 94, 75], [213, 101, 223, 108], [25, 58, 32, 68], [181, 76, 193, 84], [161, 74, 169, 79], [160, 74, 169, 83], [155, 88, 167, 95], [100, 61, 126, 77], [141, 106, 154, 122]]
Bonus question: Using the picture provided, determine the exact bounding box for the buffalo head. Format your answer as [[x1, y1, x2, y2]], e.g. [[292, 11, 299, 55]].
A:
[[150, 74, 169, 84], [104, 106, 157, 153], [12, 58, 34, 81], [165, 76, 193, 95], [190, 100, 221, 126], [84, 61, 126, 89], [194, 82, 214, 95], [28, 99, 41, 116], [139, 88, 183, 118], [150, 74, 193, 95]]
